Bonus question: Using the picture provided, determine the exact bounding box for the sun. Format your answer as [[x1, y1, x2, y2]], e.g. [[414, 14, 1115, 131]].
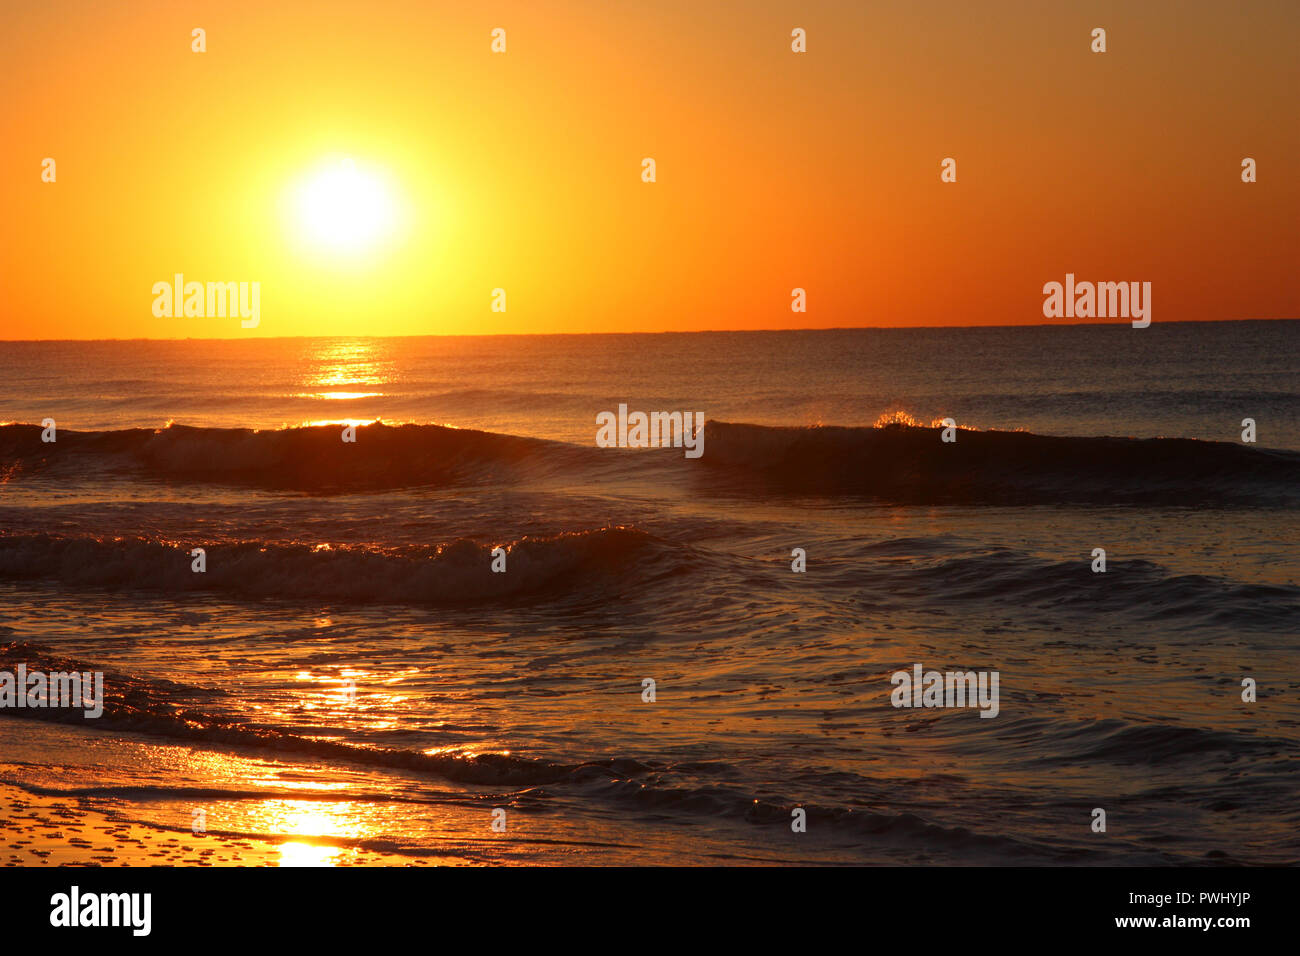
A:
[[291, 157, 399, 253]]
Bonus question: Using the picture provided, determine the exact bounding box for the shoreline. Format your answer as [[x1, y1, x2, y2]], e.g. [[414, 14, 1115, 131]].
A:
[[0, 783, 437, 867]]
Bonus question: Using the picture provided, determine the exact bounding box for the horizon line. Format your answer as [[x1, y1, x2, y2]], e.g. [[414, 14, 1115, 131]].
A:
[[1, 316, 1295, 344]]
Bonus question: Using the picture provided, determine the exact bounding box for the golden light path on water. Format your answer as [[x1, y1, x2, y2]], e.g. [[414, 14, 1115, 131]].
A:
[[173, 667, 427, 866], [271, 800, 358, 867], [306, 391, 384, 401], [298, 339, 390, 400]]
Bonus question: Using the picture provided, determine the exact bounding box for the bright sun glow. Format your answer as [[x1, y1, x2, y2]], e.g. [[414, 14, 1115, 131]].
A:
[[292, 158, 398, 253]]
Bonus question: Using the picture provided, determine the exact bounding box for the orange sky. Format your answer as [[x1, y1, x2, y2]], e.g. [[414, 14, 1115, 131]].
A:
[[2, 0, 1297, 339]]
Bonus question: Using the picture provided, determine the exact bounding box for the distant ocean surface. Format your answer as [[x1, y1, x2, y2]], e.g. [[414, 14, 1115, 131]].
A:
[[3, 323, 1299, 447], [1, 322, 1297, 865]]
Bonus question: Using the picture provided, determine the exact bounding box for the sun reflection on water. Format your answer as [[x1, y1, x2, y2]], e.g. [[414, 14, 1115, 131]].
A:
[[271, 801, 356, 867], [299, 340, 390, 400], [305, 391, 383, 401]]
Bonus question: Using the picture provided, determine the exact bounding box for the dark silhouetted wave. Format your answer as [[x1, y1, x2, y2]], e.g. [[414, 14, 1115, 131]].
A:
[[699, 421, 1300, 505], [5, 420, 1297, 504], [0, 526, 670, 604], [0, 421, 597, 492]]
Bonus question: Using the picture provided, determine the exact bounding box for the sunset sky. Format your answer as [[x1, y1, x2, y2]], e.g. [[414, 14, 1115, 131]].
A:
[[2, 0, 1297, 339]]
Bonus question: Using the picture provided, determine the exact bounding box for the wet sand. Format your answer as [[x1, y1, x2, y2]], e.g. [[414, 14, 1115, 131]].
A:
[[0, 783, 434, 867]]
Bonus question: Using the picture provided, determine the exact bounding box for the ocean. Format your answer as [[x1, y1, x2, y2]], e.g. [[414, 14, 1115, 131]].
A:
[[1, 321, 1297, 865]]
